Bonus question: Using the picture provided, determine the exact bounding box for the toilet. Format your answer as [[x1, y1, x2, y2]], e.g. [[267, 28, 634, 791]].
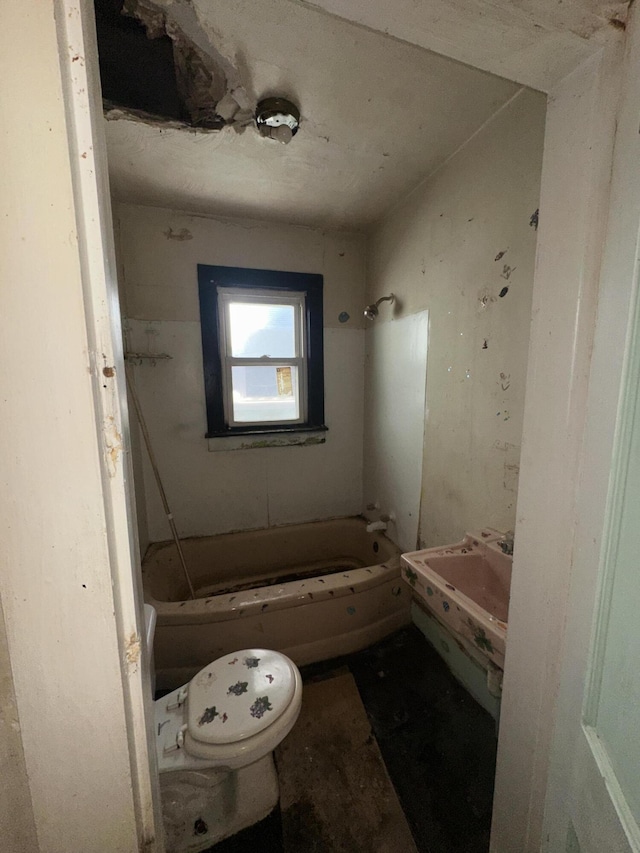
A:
[[146, 608, 302, 852]]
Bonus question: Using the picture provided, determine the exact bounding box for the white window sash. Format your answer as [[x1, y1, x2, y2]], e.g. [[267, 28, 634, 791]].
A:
[[217, 288, 308, 428]]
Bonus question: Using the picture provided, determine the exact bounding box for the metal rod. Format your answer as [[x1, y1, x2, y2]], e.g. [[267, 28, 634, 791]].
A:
[[374, 293, 395, 308], [125, 366, 196, 600]]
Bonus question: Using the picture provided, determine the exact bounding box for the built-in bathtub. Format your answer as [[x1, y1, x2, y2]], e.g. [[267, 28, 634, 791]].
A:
[[142, 517, 408, 690], [401, 530, 512, 670]]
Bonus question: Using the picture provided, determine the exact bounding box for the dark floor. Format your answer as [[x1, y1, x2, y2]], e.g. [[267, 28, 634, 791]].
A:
[[207, 625, 498, 853]]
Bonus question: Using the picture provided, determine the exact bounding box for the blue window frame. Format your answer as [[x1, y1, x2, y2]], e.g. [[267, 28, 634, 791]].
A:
[[198, 265, 326, 437]]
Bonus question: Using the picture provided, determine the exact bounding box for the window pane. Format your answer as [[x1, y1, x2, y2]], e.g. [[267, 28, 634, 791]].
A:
[[228, 302, 296, 358], [231, 365, 299, 423]]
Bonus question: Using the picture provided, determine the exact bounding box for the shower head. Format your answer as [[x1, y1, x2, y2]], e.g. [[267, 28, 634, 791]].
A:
[[364, 293, 395, 321], [364, 304, 379, 320]]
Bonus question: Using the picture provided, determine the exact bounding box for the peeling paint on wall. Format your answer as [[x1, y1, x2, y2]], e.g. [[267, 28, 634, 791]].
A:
[[500, 264, 515, 280], [236, 434, 326, 451], [125, 631, 141, 668], [493, 441, 519, 493], [104, 415, 123, 478], [478, 289, 497, 309]]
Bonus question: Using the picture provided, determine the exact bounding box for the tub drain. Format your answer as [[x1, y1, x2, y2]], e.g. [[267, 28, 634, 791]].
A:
[[194, 818, 208, 836]]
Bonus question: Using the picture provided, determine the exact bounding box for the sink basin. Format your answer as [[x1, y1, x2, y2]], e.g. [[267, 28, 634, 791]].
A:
[[418, 551, 510, 622], [401, 529, 512, 669]]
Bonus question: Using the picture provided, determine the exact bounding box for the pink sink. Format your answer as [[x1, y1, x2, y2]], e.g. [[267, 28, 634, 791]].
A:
[[401, 529, 512, 669]]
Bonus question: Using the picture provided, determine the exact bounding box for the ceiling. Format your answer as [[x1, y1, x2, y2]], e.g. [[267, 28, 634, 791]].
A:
[[104, 0, 523, 231], [303, 0, 628, 92]]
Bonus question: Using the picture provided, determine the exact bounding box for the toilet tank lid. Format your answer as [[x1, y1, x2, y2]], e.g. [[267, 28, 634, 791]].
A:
[[187, 649, 296, 745]]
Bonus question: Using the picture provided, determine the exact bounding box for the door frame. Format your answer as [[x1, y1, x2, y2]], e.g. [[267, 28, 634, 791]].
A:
[[541, 9, 640, 850], [54, 0, 163, 848]]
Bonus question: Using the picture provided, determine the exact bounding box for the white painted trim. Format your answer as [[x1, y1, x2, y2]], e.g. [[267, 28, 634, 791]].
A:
[[583, 259, 640, 727], [490, 42, 624, 853], [218, 289, 307, 428], [541, 7, 640, 847], [2, 0, 161, 848], [54, 0, 162, 848]]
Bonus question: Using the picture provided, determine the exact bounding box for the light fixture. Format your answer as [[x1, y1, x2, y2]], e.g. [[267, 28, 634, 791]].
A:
[[255, 97, 300, 144]]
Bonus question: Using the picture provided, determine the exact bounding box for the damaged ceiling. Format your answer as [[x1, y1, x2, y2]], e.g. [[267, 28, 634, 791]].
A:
[[99, 0, 524, 230]]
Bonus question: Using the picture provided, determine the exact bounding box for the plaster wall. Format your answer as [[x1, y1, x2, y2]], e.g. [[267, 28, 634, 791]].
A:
[[116, 203, 366, 543], [366, 88, 546, 549], [363, 312, 429, 552]]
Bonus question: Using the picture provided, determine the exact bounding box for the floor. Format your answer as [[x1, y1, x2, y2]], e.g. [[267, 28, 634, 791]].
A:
[[208, 625, 498, 853], [276, 669, 418, 851]]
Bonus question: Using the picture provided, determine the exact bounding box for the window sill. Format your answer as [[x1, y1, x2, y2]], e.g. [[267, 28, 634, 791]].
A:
[[207, 426, 328, 452]]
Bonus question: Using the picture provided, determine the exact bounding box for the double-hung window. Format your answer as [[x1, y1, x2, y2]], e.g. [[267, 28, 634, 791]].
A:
[[218, 288, 306, 426], [198, 265, 325, 437]]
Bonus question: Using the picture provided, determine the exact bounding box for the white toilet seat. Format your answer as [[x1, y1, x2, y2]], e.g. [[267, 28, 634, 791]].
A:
[[155, 649, 302, 772], [187, 649, 297, 745]]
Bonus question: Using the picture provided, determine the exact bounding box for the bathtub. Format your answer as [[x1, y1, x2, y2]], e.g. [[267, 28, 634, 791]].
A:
[[142, 517, 408, 690], [401, 529, 512, 669]]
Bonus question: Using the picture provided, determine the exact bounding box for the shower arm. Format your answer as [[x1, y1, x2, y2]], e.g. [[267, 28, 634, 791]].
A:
[[373, 294, 394, 309]]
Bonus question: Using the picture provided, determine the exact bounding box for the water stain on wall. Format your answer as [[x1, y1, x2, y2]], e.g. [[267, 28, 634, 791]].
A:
[[163, 227, 193, 241]]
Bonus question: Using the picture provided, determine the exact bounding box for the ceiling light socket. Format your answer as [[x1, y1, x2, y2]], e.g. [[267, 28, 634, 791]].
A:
[[256, 97, 300, 143]]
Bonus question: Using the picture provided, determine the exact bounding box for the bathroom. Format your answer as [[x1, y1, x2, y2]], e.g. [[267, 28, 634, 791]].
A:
[[5, 2, 639, 853], [97, 0, 544, 848]]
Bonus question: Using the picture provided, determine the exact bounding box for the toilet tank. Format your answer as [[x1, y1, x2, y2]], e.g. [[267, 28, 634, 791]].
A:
[[143, 603, 157, 698]]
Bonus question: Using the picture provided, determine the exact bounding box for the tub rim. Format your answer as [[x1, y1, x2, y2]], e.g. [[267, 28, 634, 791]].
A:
[[143, 517, 402, 626], [148, 556, 402, 626]]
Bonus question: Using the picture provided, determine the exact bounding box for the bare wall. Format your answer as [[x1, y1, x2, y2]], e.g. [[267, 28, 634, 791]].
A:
[[115, 203, 366, 544], [366, 88, 546, 548]]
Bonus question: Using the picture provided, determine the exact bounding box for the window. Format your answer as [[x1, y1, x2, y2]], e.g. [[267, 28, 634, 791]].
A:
[[198, 265, 325, 437]]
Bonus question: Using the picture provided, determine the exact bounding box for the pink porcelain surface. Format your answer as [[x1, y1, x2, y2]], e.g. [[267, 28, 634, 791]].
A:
[[401, 529, 512, 668]]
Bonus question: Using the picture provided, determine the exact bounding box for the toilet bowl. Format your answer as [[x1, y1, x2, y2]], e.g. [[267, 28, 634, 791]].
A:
[[149, 622, 302, 852]]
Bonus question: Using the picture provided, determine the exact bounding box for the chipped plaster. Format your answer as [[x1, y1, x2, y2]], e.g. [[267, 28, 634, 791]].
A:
[[105, 0, 521, 229]]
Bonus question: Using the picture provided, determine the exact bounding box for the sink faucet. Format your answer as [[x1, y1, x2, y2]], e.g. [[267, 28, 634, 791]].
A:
[[498, 531, 514, 555]]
